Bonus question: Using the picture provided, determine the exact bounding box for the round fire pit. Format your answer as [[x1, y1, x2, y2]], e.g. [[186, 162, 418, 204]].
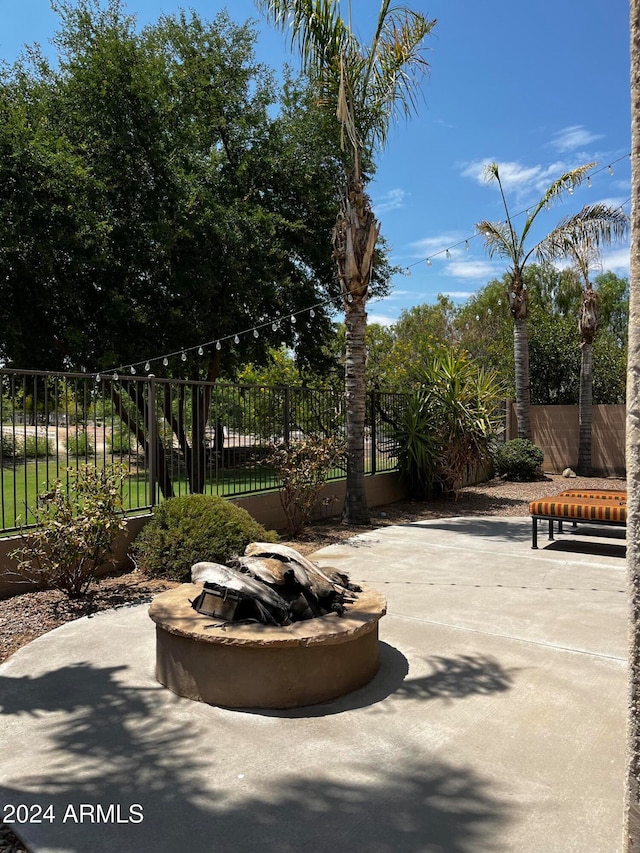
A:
[[148, 582, 386, 709]]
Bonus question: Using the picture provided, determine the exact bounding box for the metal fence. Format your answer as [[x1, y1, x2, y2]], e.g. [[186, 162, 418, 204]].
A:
[[0, 369, 407, 532]]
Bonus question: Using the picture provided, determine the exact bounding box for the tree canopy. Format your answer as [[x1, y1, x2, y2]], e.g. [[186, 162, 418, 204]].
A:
[[0, 0, 394, 377]]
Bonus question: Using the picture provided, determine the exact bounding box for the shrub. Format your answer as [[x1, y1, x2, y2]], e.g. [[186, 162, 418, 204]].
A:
[[133, 494, 277, 582], [1, 432, 16, 459], [493, 439, 544, 481], [267, 436, 345, 536], [22, 434, 52, 458], [8, 464, 128, 598], [109, 425, 136, 454], [66, 431, 94, 457]]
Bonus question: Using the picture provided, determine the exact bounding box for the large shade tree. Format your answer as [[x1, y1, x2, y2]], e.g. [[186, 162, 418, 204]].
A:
[[258, 0, 436, 524], [477, 162, 597, 440], [0, 0, 378, 496]]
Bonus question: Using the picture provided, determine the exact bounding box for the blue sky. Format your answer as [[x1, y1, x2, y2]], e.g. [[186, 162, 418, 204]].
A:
[[1, 0, 632, 327]]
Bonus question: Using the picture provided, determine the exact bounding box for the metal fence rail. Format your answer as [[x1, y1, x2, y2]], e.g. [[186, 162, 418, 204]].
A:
[[0, 369, 405, 532]]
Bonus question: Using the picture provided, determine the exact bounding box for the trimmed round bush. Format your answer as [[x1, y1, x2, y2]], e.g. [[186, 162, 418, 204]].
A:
[[133, 494, 277, 581], [493, 438, 544, 481]]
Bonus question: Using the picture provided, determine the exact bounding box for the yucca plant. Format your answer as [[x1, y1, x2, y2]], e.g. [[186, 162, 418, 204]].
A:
[[393, 346, 505, 497]]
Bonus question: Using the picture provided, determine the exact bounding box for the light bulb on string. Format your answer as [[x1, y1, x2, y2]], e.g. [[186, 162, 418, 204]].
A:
[[465, 240, 470, 251], [426, 258, 432, 267], [347, 294, 353, 303], [608, 165, 614, 176], [181, 351, 187, 362], [163, 357, 169, 367], [587, 176, 592, 188], [198, 346, 204, 356], [272, 322, 278, 331], [406, 267, 412, 276], [253, 329, 259, 338], [291, 314, 297, 323], [96, 374, 101, 382], [113, 372, 119, 381], [130, 366, 136, 374], [234, 335, 240, 344], [568, 186, 574, 195], [144, 361, 151, 372], [309, 308, 315, 318], [216, 341, 222, 350]]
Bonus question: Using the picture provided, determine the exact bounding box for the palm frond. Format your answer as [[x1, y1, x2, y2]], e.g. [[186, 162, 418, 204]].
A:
[[521, 162, 597, 244], [535, 203, 630, 281], [362, 5, 435, 148], [475, 220, 519, 262]]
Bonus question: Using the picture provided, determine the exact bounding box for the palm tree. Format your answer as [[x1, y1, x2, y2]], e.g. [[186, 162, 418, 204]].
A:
[[258, 0, 436, 524], [625, 1, 640, 847], [536, 203, 629, 474], [477, 162, 596, 440]]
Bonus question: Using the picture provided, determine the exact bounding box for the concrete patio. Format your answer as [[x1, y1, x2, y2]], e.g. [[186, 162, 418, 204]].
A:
[[0, 516, 628, 852]]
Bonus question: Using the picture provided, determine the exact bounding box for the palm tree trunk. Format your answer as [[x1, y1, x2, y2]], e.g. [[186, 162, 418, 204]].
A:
[[334, 174, 379, 525], [577, 343, 593, 475], [624, 1, 640, 848], [343, 297, 369, 523], [513, 316, 532, 440]]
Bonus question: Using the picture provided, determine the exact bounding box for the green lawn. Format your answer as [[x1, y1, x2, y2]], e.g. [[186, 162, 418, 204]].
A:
[[1, 456, 391, 533]]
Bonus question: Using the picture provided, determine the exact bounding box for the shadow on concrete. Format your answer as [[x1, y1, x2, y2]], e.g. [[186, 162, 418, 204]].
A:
[[395, 654, 518, 703], [224, 650, 516, 719], [405, 517, 531, 543], [541, 539, 626, 560], [0, 660, 510, 853]]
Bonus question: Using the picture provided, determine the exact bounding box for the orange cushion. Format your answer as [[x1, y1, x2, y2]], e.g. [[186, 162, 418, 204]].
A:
[[557, 489, 626, 502], [529, 496, 626, 523]]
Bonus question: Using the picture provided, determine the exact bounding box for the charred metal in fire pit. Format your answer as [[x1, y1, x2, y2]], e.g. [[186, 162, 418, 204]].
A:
[[190, 542, 360, 627]]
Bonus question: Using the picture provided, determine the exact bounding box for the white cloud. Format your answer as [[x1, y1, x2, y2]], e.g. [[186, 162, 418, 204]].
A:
[[374, 188, 407, 214], [442, 290, 476, 299], [409, 232, 466, 259], [549, 125, 604, 153], [600, 246, 630, 274], [445, 260, 496, 279], [367, 312, 397, 327], [461, 157, 573, 198]]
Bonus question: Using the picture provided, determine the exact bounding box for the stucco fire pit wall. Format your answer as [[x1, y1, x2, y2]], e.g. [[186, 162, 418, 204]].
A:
[[148, 583, 387, 709]]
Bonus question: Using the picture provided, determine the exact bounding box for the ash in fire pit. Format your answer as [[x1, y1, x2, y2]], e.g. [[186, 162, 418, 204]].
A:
[[190, 543, 360, 627]]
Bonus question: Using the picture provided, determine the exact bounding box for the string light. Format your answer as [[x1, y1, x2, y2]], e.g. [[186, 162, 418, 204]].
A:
[[608, 165, 614, 175], [426, 258, 432, 266], [234, 334, 240, 344], [253, 329, 259, 338], [130, 366, 136, 374], [215, 341, 222, 350], [144, 361, 150, 372], [198, 346, 204, 356], [181, 351, 187, 361], [163, 357, 168, 366]]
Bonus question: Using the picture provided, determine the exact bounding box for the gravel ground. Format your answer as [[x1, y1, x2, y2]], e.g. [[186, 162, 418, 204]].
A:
[[0, 472, 627, 852]]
